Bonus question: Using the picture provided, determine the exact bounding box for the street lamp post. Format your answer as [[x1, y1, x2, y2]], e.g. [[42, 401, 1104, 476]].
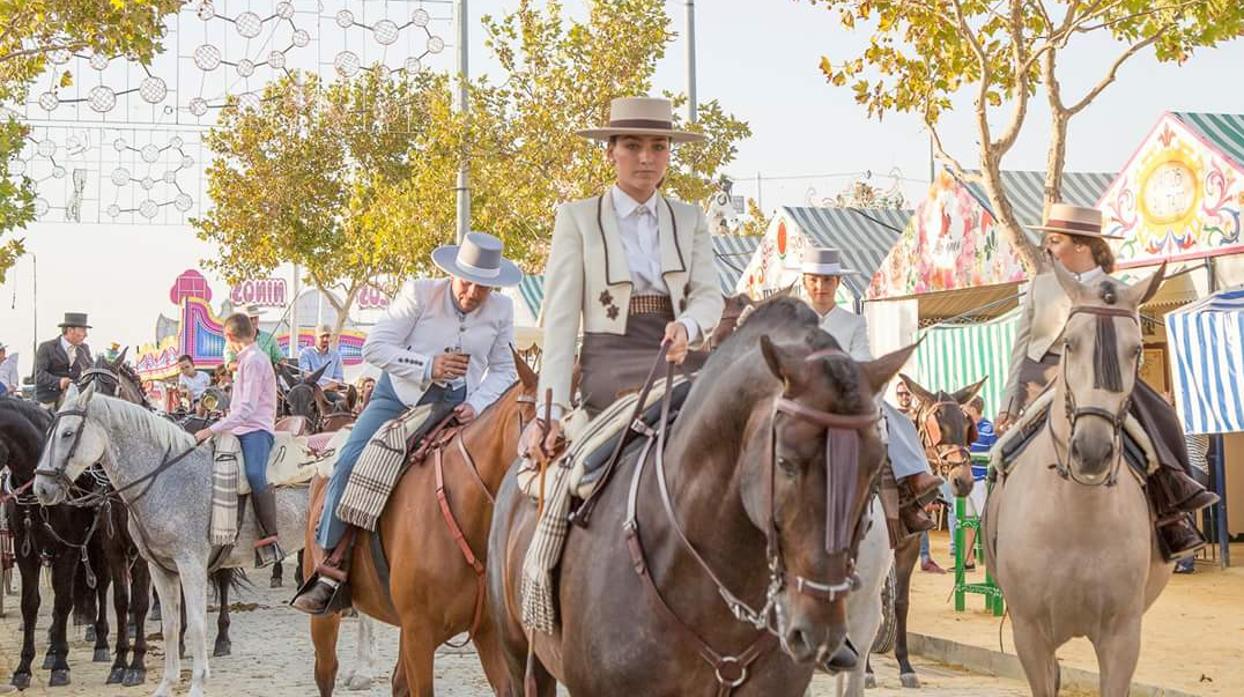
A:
[[686, 0, 697, 124], [455, 0, 470, 243]]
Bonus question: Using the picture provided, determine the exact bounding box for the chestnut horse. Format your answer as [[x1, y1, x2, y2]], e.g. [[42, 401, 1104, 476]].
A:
[[488, 297, 915, 696], [863, 375, 984, 690], [304, 357, 538, 696]]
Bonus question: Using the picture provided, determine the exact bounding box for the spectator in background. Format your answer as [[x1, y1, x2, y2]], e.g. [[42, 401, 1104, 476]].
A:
[[895, 382, 916, 420], [0, 343, 18, 397], [177, 354, 211, 403], [299, 325, 346, 400], [965, 396, 997, 454], [354, 376, 376, 414], [224, 305, 285, 369]]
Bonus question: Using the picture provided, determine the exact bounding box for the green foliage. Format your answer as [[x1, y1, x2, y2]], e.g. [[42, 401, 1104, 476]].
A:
[[812, 0, 1244, 271]]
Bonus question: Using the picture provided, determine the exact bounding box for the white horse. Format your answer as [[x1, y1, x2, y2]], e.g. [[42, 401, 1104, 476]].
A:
[[33, 387, 377, 696]]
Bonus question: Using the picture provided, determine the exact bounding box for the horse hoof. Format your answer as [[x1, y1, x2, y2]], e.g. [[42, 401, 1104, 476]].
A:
[[900, 672, 921, 689], [84, 626, 97, 643], [107, 667, 126, 684], [270, 576, 282, 589], [865, 674, 877, 689], [48, 669, 70, 687], [11, 672, 31, 690], [122, 668, 146, 687], [346, 673, 373, 691], [40, 655, 54, 670], [213, 640, 231, 657], [93, 647, 111, 663]]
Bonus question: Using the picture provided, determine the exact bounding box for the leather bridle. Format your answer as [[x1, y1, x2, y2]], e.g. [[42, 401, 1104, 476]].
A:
[[1049, 304, 1139, 487], [915, 400, 973, 477], [620, 347, 880, 695]]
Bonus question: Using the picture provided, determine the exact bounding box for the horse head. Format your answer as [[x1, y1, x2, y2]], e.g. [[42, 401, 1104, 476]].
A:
[[709, 294, 755, 350], [286, 364, 329, 422], [1050, 259, 1165, 484], [34, 384, 108, 505], [900, 373, 986, 498], [737, 326, 915, 665]]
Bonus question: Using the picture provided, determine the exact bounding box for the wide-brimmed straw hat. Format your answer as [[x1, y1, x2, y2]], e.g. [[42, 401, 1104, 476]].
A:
[[431, 231, 522, 288], [1029, 202, 1122, 240], [800, 247, 859, 276], [577, 97, 705, 143]]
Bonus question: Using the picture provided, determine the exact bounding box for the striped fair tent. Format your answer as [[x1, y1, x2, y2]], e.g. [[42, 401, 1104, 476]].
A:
[[1165, 288, 1244, 435], [713, 235, 761, 295], [962, 170, 1115, 239], [913, 310, 1019, 418], [783, 207, 907, 299]]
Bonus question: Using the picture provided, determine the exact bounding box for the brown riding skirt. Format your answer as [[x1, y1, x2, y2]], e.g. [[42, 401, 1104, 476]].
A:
[[578, 296, 707, 416]]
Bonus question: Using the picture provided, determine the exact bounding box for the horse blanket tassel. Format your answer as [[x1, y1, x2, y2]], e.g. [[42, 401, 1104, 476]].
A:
[[210, 444, 241, 546], [519, 458, 575, 634]]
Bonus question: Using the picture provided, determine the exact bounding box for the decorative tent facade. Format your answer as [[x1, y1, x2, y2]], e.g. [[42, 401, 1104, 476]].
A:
[[736, 207, 907, 301]]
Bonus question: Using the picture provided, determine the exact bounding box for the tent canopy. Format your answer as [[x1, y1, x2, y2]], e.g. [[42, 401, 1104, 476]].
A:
[[1166, 287, 1244, 435]]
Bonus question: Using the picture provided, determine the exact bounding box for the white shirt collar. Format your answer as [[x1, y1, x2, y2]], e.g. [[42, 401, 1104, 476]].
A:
[[611, 185, 659, 220], [60, 336, 74, 354], [1073, 266, 1105, 282]]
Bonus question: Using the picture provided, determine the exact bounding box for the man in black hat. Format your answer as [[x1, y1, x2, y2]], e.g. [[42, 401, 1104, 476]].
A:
[[35, 312, 93, 408]]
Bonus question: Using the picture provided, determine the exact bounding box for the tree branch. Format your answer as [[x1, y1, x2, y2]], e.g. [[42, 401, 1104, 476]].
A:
[[928, 125, 977, 183], [1075, 0, 1206, 33], [0, 40, 88, 65], [1067, 33, 1162, 115], [990, 0, 1032, 154]]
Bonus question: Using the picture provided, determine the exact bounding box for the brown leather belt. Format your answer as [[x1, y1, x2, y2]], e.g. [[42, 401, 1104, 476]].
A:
[[629, 294, 674, 318]]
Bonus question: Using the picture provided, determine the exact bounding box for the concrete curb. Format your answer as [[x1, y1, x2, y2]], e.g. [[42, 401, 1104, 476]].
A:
[[908, 632, 1203, 697]]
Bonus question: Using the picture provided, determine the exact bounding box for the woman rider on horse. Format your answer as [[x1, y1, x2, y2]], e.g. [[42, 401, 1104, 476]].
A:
[[523, 96, 724, 455], [997, 203, 1217, 560]]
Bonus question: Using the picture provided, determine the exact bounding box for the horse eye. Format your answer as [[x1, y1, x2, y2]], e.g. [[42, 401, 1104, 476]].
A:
[[61, 430, 73, 438], [1063, 338, 1075, 353], [778, 456, 799, 476]]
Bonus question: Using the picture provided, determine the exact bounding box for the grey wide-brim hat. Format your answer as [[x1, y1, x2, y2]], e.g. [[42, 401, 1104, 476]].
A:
[[800, 247, 859, 276], [432, 231, 523, 287]]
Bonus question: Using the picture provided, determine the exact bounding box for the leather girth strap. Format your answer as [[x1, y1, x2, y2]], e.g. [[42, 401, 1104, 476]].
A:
[[434, 440, 488, 647]]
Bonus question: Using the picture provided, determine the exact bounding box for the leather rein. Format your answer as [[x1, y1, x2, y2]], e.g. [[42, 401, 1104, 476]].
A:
[[1048, 304, 1140, 487], [621, 347, 879, 695]]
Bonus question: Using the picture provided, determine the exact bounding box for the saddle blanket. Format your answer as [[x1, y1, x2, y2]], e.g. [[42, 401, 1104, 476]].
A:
[[335, 403, 438, 532], [518, 376, 683, 634], [208, 431, 322, 546], [989, 388, 1158, 480]]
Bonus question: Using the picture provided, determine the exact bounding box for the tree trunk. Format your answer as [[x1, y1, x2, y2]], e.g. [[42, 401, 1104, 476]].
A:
[[978, 150, 1043, 275]]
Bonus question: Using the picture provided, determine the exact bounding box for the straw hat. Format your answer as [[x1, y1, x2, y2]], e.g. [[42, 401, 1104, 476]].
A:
[[577, 97, 704, 143], [1029, 203, 1122, 240]]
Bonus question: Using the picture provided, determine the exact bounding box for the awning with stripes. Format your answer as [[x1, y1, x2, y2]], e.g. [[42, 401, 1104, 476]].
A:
[[713, 235, 761, 295], [783, 207, 907, 298], [913, 309, 1019, 418], [1165, 288, 1244, 434]]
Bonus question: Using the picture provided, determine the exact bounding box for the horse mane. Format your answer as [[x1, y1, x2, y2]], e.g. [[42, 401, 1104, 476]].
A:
[[0, 406, 49, 474], [0, 396, 53, 431], [85, 393, 195, 452]]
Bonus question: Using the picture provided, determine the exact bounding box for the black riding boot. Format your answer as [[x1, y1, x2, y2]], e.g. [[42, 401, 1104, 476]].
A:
[[290, 527, 357, 616], [250, 488, 285, 568]]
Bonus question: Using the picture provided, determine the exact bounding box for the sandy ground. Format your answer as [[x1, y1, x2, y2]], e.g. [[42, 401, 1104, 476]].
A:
[[910, 531, 1244, 696], [0, 571, 1036, 696]]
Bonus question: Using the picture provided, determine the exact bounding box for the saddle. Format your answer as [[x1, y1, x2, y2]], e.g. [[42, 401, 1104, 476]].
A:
[[517, 376, 689, 504], [212, 431, 320, 495]]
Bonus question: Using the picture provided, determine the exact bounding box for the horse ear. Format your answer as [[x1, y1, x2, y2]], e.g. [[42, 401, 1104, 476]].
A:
[[114, 346, 129, 366], [760, 335, 797, 382], [76, 381, 92, 405], [1123, 261, 1167, 308], [1050, 256, 1086, 302], [860, 343, 919, 397], [951, 376, 988, 406], [307, 363, 328, 385], [898, 372, 937, 408], [511, 346, 538, 389]]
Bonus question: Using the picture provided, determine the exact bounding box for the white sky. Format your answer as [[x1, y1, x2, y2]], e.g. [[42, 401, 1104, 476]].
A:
[[3, 0, 1244, 378]]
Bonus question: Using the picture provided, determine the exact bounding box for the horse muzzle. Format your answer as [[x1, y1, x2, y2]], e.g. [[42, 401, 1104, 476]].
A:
[[1068, 432, 1115, 485], [33, 474, 69, 505]]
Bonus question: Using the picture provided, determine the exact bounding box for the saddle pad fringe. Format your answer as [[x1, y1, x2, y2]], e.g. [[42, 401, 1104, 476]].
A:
[[210, 439, 241, 546], [336, 404, 434, 531], [520, 461, 575, 634]]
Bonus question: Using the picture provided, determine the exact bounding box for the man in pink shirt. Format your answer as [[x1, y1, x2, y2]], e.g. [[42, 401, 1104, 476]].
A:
[[194, 313, 282, 567]]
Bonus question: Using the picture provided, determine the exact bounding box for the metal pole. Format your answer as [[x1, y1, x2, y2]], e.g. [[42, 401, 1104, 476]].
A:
[[31, 254, 37, 384], [454, 0, 470, 243], [289, 263, 300, 360], [685, 0, 697, 124], [755, 172, 762, 210], [1205, 256, 1230, 568]]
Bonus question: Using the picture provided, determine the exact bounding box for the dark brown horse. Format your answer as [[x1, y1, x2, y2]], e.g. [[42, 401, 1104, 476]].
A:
[[304, 355, 539, 696], [488, 297, 915, 696], [864, 375, 984, 689]]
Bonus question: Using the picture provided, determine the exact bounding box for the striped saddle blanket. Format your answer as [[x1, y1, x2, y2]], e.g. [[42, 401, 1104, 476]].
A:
[[208, 431, 325, 546], [335, 401, 457, 532]]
